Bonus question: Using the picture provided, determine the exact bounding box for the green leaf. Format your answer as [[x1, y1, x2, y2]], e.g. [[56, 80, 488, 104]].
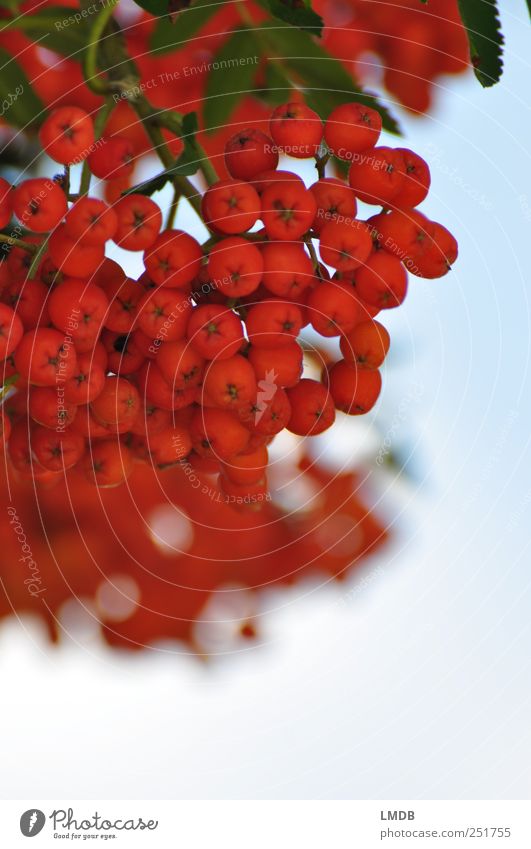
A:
[[255, 0, 323, 36], [203, 27, 261, 133], [151, 0, 224, 54], [457, 0, 504, 87], [132, 0, 168, 14], [0, 48, 45, 129], [0, 6, 93, 59], [258, 61, 292, 106], [526, 0, 531, 20], [259, 22, 401, 134]]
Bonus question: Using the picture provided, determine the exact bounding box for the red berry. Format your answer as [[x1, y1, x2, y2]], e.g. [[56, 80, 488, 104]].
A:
[[319, 219, 372, 271], [15, 328, 78, 386], [269, 101, 323, 158], [261, 182, 317, 241], [246, 298, 303, 348], [324, 103, 382, 159], [348, 147, 406, 206], [113, 194, 162, 251], [144, 229, 202, 289], [12, 178, 67, 232], [207, 236, 263, 298], [202, 178, 261, 234], [340, 319, 390, 369], [286, 379, 335, 436], [224, 129, 278, 181], [39, 106, 95, 165], [187, 304, 244, 360], [64, 197, 117, 245], [88, 136, 135, 181], [327, 360, 382, 414], [310, 177, 357, 234]]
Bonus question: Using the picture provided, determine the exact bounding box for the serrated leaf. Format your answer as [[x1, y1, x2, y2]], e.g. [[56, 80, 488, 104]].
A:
[[0, 6, 93, 59], [260, 22, 400, 134], [457, 0, 504, 87], [151, 0, 224, 54], [255, 0, 323, 36], [0, 48, 45, 129], [203, 27, 261, 133]]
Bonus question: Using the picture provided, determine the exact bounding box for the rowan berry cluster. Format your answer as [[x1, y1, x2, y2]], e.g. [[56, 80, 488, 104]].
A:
[[0, 100, 457, 504]]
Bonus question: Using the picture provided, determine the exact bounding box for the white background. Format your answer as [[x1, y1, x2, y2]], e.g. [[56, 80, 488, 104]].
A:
[[1, 0, 530, 801]]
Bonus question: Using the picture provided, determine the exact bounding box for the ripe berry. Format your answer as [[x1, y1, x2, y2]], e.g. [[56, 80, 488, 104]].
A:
[[39, 106, 95, 164], [84, 439, 134, 487], [135, 287, 191, 342], [15, 328, 78, 386], [146, 425, 192, 467], [324, 103, 382, 158], [202, 354, 257, 410], [88, 136, 135, 181], [327, 360, 382, 414], [392, 149, 431, 208], [157, 339, 205, 390], [143, 229, 202, 288], [340, 319, 390, 369], [246, 299, 303, 349], [319, 219, 372, 271], [12, 178, 67, 232], [190, 407, 250, 460], [202, 179, 261, 234], [348, 147, 406, 206], [90, 375, 140, 433], [354, 252, 408, 308], [414, 222, 458, 278], [307, 281, 363, 337], [64, 197, 117, 245], [224, 129, 279, 181], [187, 304, 244, 360], [48, 278, 109, 352], [48, 224, 105, 277], [63, 351, 106, 405], [310, 177, 357, 234], [248, 341, 303, 388], [29, 386, 78, 429], [260, 241, 315, 299], [239, 386, 291, 436], [286, 379, 335, 436], [261, 182, 317, 240], [112, 194, 162, 251], [269, 102, 323, 158], [31, 425, 85, 472], [207, 236, 263, 298]]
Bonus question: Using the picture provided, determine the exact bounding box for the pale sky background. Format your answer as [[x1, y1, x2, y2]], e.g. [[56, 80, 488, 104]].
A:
[[0, 0, 530, 800]]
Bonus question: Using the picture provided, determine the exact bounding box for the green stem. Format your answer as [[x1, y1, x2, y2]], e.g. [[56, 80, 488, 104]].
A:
[[0, 234, 36, 252], [82, 0, 120, 93], [133, 98, 203, 218], [79, 97, 115, 196], [166, 187, 181, 230], [27, 235, 50, 280]]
